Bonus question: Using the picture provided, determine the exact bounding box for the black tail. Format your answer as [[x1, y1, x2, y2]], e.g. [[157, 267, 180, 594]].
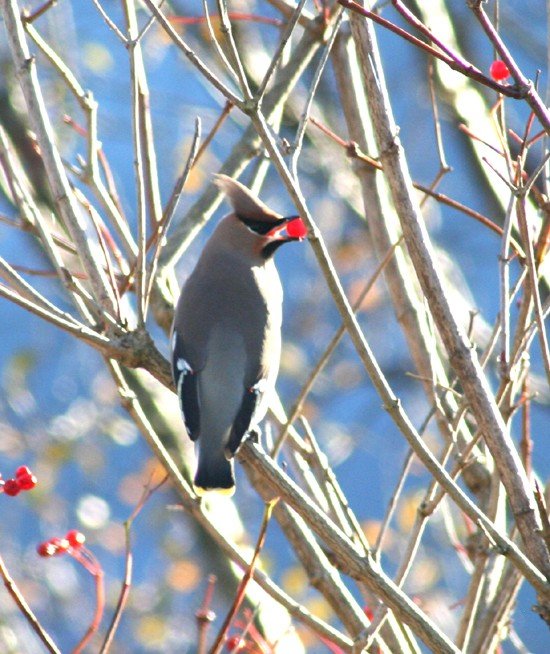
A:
[[194, 452, 235, 496]]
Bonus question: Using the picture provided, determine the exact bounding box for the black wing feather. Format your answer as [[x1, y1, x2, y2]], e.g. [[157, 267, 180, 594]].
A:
[[225, 384, 263, 457], [172, 334, 201, 441]]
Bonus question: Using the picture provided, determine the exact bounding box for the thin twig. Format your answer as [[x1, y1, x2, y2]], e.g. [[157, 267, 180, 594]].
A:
[[141, 0, 243, 107], [1, 1, 118, 315], [196, 575, 217, 654], [310, 117, 525, 257], [215, 0, 252, 98], [91, 0, 127, 42], [194, 101, 233, 167], [256, 0, 310, 103], [144, 117, 201, 317], [534, 480, 550, 554], [0, 554, 61, 654], [272, 236, 402, 457], [290, 8, 343, 177], [71, 549, 105, 654], [516, 184, 550, 385], [22, 0, 56, 23], [100, 476, 167, 653], [300, 416, 370, 555], [372, 448, 414, 559], [201, 0, 239, 86], [210, 499, 278, 654], [124, 2, 149, 326], [136, 0, 166, 43]]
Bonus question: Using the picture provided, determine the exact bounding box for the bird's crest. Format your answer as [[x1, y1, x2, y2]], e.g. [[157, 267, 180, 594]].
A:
[[214, 174, 282, 222]]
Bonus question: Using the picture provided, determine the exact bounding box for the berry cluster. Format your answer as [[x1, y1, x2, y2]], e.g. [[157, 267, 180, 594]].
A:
[[1, 465, 37, 496], [37, 530, 86, 557]]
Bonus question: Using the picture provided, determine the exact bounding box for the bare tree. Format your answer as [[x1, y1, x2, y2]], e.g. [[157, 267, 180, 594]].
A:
[[0, 1, 548, 652]]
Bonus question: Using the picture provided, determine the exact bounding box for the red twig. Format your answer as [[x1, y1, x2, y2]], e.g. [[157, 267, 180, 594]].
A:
[[70, 548, 105, 654], [340, 0, 550, 132], [337, 0, 518, 97], [63, 115, 126, 223], [7, 263, 86, 280], [22, 0, 57, 23], [196, 575, 217, 654], [310, 116, 523, 254], [519, 379, 532, 478], [99, 475, 167, 653], [234, 609, 273, 653], [209, 499, 278, 654], [468, 1, 550, 133], [169, 12, 283, 28]]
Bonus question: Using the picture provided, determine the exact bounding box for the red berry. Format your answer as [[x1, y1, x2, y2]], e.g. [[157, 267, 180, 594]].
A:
[[15, 465, 32, 479], [3, 479, 20, 496], [17, 473, 37, 490], [286, 217, 308, 239], [489, 60, 510, 82], [49, 537, 70, 554], [37, 541, 57, 557], [225, 635, 246, 652], [65, 530, 86, 548]]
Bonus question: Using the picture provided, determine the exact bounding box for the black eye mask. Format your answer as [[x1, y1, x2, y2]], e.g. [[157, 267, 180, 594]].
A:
[[236, 214, 287, 236]]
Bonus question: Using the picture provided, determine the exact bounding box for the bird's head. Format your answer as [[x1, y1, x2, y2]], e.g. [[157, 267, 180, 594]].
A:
[[213, 174, 308, 260]]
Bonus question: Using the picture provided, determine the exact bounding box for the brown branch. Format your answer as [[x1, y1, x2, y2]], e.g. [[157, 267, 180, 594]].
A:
[[344, 0, 550, 588]]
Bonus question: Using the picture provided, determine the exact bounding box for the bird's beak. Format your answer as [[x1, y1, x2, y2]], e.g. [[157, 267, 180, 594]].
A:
[[266, 216, 308, 241]]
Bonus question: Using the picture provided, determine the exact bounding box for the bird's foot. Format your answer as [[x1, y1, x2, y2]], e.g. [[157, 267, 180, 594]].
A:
[[247, 427, 261, 444]]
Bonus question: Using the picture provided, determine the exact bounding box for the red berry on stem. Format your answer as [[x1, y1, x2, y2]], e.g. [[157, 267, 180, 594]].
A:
[[286, 217, 308, 239], [37, 541, 57, 557], [489, 60, 510, 82], [3, 479, 21, 496], [65, 530, 86, 548], [15, 466, 32, 479], [225, 635, 245, 652], [18, 473, 37, 490], [49, 537, 70, 554]]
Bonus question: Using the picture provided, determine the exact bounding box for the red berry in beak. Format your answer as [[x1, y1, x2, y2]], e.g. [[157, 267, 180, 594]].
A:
[[286, 217, 307, 239]]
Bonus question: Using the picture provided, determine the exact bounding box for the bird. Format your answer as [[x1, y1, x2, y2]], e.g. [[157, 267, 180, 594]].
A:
[[171, 175, 307, 496]]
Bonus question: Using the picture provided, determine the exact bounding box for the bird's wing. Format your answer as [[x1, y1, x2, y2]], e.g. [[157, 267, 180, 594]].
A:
[[171, 332, 201, 441], [225, 379, 268, 457]]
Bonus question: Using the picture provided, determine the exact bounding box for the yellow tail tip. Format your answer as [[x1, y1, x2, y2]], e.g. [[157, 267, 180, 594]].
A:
[[193, 484, 235, 498]]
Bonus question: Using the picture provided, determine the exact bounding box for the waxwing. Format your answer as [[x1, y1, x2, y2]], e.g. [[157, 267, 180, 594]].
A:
[[171, 175, 307, 495]]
